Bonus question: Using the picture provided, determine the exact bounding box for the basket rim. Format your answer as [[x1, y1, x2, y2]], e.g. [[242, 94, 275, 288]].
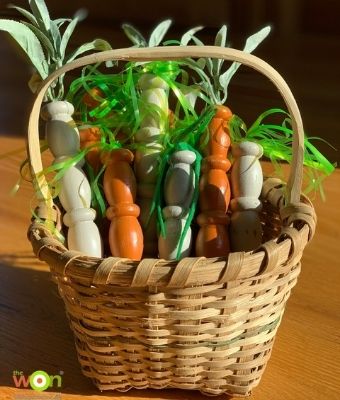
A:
[[28, 178, 316, 288]]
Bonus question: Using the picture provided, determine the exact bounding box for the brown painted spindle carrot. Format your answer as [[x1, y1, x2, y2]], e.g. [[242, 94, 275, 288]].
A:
[[195, 105, 232, 257]]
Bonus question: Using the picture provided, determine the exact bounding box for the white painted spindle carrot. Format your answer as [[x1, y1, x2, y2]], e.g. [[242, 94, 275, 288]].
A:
[[158, 150, 196, 260], [43, 101, 102, 257], [230, 141, 263, 251], [134, 73, 168, 256]]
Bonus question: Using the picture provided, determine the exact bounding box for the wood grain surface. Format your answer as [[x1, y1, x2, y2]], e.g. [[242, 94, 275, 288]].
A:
[[0, 135, 339, 400]]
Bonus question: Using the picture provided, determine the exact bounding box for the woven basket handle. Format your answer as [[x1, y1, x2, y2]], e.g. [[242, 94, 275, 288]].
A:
[[28, 46, 304, 206]]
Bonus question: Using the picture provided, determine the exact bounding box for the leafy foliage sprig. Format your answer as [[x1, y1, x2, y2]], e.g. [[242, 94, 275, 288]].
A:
[[0, 0, 112, 100], [181, 25, 271, 105], [122, 19, 172, 48]]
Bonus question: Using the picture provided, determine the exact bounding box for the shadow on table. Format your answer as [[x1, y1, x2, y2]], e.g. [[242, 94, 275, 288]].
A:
[[0, 252, 231, 400]]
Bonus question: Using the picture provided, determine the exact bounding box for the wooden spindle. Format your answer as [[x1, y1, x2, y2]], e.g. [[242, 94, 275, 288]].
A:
[[43, 100, 102, 257], [134, 73, 168, 257], [196, 105, 232, 257], [158, 150, 196, 260], [230, 141, 263, 251], [102, 148, 143, 260]]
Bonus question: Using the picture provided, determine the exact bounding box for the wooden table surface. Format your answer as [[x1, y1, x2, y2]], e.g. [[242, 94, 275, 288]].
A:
[[0, 135, 339, 400]]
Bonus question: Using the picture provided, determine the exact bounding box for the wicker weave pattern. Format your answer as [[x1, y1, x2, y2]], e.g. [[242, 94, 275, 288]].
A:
[[28, 178, 316, 396]]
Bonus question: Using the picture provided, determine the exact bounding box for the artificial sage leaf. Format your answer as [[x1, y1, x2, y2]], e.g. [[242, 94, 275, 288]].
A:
[[66, 39, 112, 63], [196, 58, 206, 69], [180, 26, 204, 46], [219, 25, 271, 100], [214, 24, 227, 47], [122, 23, 147, 47], [8, 5, 38, 26], [190, 35, 214, 76], [49, 19, 62, 58], [22, 21, 55, 60], [28, 0, 50, 32], [243, 25, 271, 54], [60, 17, 80, 59], [0, 19, 48, 78], [212, 25, 227, 76], [148, 19, 172, 47], [183, 58, 213, 94], [190, 34, 204, 46], [54, 18, 72, 27]]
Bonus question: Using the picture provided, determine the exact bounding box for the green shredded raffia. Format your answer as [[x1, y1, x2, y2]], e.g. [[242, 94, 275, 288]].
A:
[[65, 60, 206, 228], [84, 162, 107, 219], [228, 108, 336, 198], [9, 141, 49, 196]]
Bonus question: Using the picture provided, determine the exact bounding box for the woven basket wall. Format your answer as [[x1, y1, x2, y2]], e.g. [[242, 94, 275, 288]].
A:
[[29, 178, 316, 397], [27, 47, 317, 397]]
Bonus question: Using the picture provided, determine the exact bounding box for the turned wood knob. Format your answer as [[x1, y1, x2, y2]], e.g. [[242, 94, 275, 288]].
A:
[[102, 148, 143, 260]]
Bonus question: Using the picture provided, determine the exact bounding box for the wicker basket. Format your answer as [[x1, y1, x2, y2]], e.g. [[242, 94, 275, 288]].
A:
[[27, 47, 317, 397]]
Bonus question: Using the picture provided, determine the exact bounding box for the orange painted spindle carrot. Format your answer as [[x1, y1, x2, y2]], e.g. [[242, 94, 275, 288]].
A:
[[79, 126, 102, 173], [102, 149, 143, 260], [79, 87, 105, 173], [195, 105, 232, 257]]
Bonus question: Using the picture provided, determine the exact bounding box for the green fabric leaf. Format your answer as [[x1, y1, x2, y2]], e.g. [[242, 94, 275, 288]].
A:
[[180, 26, 204, 46], [8, 5, 38, 26], [60, 17, 80, 59], [190, 35, 214, 76], [0, 19, 48, 78], [148, 19, 172, 47], [49, 19, 62, 59], [243, 25, 271, 54], [28, 0, 51, 32], [219, 26, 271, 99], [65, 39, 112, 63], [183, 58, 216, 104], [190, 34, 204, 46], [22, 21, 55, 60], [196, 58, 206, 69], [122, 23, 147, 47], [214, 24, 227, 47], [212, 25, 227, 76], [54, 18, 72, 27]]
